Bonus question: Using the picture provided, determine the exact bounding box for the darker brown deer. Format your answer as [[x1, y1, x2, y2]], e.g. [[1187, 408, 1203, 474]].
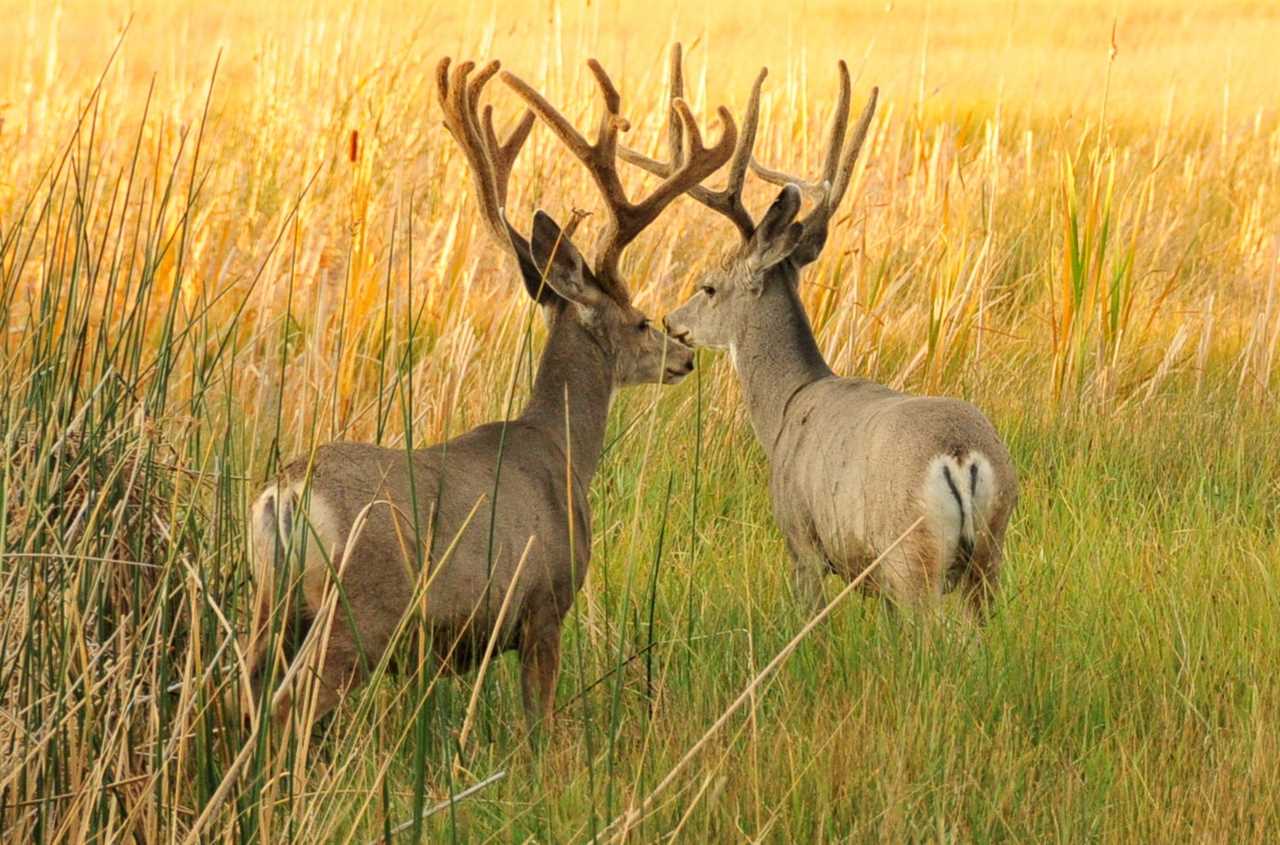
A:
[[639, 47, 1017, 618], [240, 56, 736, 730]]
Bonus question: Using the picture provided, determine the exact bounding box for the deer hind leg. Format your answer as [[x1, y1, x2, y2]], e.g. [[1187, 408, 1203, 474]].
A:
[[957, 494, 1012, 624], [784, 537, 828, 615], [238, 486, 308, 724], [960, 525, 1007, 624], [877, 531, 947, 615], [286, 537, 406, 728], [791, 554, 829, 616], [265, 571, 399, 731], [296, 626, 366, 724], [268, 493, 389, 729], [518, 611, 563, 734]]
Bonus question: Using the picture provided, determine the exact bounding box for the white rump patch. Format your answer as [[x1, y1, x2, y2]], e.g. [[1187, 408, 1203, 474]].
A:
[[922, 451, 997, 562]]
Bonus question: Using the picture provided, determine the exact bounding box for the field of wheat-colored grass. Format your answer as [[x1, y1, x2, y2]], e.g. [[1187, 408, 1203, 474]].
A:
[[2, 0, 1279, 841]]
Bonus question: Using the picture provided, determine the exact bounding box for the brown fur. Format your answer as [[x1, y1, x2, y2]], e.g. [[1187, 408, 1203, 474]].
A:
[[653, 57, 1017, 617], [240, 52, 723, 730], [244, 306, 694, 729], [664, 185, 1017, 618]]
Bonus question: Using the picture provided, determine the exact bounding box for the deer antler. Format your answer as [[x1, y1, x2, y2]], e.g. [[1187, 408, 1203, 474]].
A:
[[751, 61, 878, 248], [501, 59, 738, 302], [436, 58, 541, 287], [618, 44, 767, 242]]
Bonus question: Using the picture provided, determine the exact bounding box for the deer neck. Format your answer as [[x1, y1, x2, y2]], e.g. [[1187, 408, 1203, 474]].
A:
[[730, 280, 832, 461], [521, 310, 615, 486]]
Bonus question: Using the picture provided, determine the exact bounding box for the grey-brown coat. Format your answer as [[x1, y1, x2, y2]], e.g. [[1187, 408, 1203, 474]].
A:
[[241, 55, 737, 728], [647, 48, 1017, 614]]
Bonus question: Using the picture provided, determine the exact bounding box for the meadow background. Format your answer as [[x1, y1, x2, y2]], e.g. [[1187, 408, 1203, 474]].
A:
[[2, 0, 1279, 841]]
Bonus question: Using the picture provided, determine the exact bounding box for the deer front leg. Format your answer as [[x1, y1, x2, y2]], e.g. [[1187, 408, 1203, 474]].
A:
[[519, 615, 562, 736]]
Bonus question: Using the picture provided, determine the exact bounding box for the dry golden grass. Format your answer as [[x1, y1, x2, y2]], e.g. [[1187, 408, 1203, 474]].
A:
[[1, 1, 1278, 841]]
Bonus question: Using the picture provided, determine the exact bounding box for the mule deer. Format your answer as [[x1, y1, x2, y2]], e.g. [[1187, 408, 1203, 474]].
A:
[[241, 56, 737, 728], [636, 47, 1017, 617]]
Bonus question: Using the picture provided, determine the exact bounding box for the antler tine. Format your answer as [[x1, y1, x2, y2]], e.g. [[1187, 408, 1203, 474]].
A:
[[725, 69, 768, 206], [618, 45, 766, 241], [500, 69, 595, 161], [749, 62, 849, 201], [437, 55, 544, 302], [818, 60, 853, 195], [502, 58, 737, 300], [748, 161, 829, 200], [437, 57, 531, 247], [631, 98, 737, 225], [751, 63, 879, 230], [828, 86, 878, 212], [482, 103, 535, 205], [587, 60, 628, 159], [666, 43, 686, 169]]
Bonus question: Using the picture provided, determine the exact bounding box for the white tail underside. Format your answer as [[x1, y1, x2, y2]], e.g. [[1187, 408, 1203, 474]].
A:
[[923, 452, 996, 564]]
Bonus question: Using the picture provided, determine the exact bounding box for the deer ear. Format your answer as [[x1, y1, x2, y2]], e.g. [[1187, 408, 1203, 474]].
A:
[[746, 185, 805, 280], [788, 215, 829, 267], [528, 211, 608, 309], [753, 184, 802, 245], [511, 239, 562, 306]]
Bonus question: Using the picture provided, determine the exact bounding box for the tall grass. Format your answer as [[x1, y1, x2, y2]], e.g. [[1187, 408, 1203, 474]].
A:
[[2, 1, 1278, 841]]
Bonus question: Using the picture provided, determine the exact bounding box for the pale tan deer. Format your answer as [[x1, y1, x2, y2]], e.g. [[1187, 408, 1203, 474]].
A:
[[634, 47, 1017, 618], [241, 56, 737, 728]]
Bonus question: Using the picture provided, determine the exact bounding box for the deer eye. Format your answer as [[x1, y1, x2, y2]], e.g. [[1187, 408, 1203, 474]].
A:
[[700, 285, 717, 297], [637, 319, 651, 332]]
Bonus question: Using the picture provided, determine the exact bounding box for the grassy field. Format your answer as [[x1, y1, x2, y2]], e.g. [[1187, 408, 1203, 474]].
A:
[[2, 0, 1279, 841]]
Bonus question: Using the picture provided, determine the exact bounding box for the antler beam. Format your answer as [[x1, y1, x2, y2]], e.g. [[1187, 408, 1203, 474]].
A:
[[619, 43, 767, 241], [502, 59, 738, 301], [436, 58, 536, 247], [751, 61, 878, 243]]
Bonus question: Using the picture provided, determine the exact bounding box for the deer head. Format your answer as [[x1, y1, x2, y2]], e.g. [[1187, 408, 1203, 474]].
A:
[[438, 57, 739, 386], [624, 47, 876, 351]]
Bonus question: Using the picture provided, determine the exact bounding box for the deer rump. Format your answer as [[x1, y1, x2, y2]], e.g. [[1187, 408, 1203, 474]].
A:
[[768, 377, 1014, 599], [251, 432, 590, 681]]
